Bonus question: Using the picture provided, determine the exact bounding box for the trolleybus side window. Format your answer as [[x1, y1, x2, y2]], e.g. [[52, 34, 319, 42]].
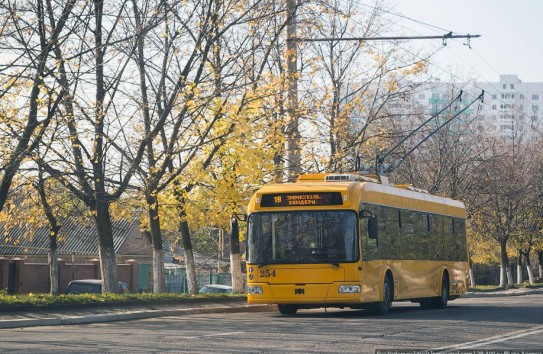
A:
[[359, 203, 468, 262]]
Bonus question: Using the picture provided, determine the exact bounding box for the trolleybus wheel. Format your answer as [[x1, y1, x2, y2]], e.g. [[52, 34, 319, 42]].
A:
[[373, 274, 392, 315], [420, 272, 449, 309], [278, 304, 298, 315], [435, 273, 449, 309]]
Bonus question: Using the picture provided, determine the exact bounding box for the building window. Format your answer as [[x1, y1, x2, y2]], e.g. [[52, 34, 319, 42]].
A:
[[510, 84, 514, 89], [418, 94, 425, 99], [492, 104, 497, 110], [502, 84, 507, 89], [533, 105, 539, 111], [533, 94, 540, 100], [432, 92, 439, 99], [492, 94, 497, 99], [520, 94, 524, 100], [500, 124, 512, 131]]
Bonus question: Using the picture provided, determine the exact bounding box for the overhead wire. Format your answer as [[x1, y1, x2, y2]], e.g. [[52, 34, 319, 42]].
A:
[[346, 1, 542, 136]]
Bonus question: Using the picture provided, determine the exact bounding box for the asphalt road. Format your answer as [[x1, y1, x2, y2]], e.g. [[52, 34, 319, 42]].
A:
[[1, 294, 542, 353]]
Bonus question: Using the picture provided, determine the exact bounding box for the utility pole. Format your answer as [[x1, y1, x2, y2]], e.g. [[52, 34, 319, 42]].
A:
[[286, 0, 301, 182], [283, 1, 479, 181]]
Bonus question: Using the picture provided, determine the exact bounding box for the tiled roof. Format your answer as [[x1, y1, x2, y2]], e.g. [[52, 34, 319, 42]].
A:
[[0, 216, 140, 256]]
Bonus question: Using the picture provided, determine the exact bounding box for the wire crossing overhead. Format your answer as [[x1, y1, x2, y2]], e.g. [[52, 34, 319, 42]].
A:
[[291, 33, 481, 47]]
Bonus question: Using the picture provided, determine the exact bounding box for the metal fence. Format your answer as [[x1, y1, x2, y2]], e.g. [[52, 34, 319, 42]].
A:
[[164, 271, 234, 293]]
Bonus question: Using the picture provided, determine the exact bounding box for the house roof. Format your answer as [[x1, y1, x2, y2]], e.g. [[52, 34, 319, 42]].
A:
[[0, 216, 140, 256]]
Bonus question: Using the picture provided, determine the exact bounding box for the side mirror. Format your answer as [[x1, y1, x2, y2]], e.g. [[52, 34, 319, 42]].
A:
[[368, 215, 378, 240], [359, 209, 378, 240]]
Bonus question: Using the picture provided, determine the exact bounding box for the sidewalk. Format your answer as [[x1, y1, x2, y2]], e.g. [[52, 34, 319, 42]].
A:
[[464, 286, 543, 298], [1, 287, 542, 330], [0, 297, 276, 330]]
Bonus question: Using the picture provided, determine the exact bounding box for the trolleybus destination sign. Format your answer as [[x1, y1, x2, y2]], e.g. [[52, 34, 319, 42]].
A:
[[260, 192, 343, 207]]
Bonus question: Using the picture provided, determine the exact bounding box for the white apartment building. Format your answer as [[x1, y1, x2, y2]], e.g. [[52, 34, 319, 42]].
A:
[[410, 75, 542, 139]]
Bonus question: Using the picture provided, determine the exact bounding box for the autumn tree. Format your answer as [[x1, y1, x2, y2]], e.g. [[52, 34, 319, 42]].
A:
[[123, 0, 291, 293], [392, 88, 489, 199], [35, 0, 172, 292], [511, 137, 543, 284], [0, 0, 76, 212], [470, 127, 540, 287], [290, 0, 431, 173]]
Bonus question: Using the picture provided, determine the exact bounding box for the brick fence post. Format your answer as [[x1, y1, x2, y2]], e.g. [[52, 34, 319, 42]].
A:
[[0, 257, 8, 291], [8, 258, 23, 294]]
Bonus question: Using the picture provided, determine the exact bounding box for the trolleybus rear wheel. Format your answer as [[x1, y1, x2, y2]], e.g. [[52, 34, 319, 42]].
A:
[[420, 272, 449, 309], [435, 273, 449, 309]]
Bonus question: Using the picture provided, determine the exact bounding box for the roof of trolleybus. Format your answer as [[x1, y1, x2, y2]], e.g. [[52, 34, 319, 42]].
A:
[[248, 173, 466, 218]]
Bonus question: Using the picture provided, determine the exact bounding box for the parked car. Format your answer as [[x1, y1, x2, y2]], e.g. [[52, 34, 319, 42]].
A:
[[64, 279, 131, 294], [198, 284, 233, 294]]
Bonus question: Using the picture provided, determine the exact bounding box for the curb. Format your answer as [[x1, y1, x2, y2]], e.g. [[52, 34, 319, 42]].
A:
[[463, 288, 543, 298], [0, 296, 248, 313], [0, 304, 277, 329]]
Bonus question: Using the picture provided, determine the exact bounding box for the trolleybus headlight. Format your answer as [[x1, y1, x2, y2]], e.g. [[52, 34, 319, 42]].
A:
[[338, 285, 361, 293], [247, 286, 263, 294]]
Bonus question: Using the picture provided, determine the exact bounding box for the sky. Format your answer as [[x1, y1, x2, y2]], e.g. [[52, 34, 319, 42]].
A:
[[387, 0, 543, 83]]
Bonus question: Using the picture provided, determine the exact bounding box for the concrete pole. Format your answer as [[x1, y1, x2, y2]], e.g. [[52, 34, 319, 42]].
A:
[[286, 0, 301, 181]]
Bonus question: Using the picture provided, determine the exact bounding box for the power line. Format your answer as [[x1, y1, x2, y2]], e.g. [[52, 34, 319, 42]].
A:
[[342, 3, 542, 137], [292, 33, 480, 43], [352, 0, 453, 34]]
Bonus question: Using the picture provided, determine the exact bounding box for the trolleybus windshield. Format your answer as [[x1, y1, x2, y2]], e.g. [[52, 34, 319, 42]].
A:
[[247, 211, 359, 265]]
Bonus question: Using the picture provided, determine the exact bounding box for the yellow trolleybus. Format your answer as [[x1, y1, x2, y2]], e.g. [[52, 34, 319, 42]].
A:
[[245, 173, 470, 315]]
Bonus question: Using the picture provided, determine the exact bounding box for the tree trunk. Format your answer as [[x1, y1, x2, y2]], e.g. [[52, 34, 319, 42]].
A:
[[229, 218, 244, 293], [95, 202, 118, 293], [499, 240, 509, 287], [92, 0, 118, 294], [469, 266, 476, 288], [179, 219, 198, 294], [526, 251, 535, 285], [48, 234, 58, 295], [538, 251, 543, 278], [132, 0, 165, 293], [517, 250, 523, 284], [148, 199, 165, 293], [37, 167, 61, 295], [507, 265, 514, 287]]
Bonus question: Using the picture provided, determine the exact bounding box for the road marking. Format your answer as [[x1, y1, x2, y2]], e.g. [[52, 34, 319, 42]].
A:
[[434, 324, 543, 352], [181, 331, 245, 339]]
